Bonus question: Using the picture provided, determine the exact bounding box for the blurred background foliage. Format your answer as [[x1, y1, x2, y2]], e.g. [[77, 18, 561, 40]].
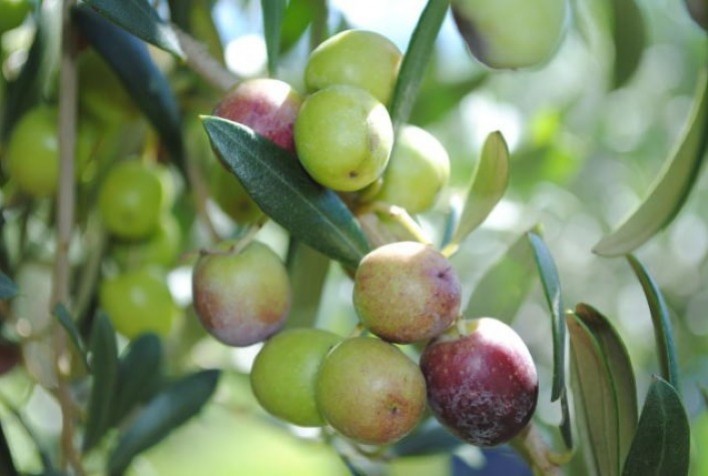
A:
[[0, 0, 707, 474]]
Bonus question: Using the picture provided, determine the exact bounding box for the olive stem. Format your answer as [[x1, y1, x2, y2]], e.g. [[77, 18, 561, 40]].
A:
[[510, 423, 565, 476], [173, 25, 239, 93], [365, 202, 432, 245], [52, 1, 86, 474]]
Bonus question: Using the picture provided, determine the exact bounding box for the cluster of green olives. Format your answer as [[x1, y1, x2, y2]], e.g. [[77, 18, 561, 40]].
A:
[[192, 29, 539, 448]]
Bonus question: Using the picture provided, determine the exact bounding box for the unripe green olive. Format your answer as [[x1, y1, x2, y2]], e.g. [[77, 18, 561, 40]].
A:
[[305, 29, 402, 105], [315, 336, 426, 445], [110, 213, 181, 269], [99, 267, 179, 339], [0, 0, 31, 35], [192, 241, 291, 347], [250, 328, 343, 427], [370, 124, 450, 214], [98, 161, 165, 240], [452, 0, 568, 69], [294, 85, 393, 192]]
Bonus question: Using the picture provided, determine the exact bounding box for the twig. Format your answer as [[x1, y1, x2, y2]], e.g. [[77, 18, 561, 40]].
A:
[[51, 1, 85, 474], [511, 423, 566, 476], [173, 25, 239, 93]]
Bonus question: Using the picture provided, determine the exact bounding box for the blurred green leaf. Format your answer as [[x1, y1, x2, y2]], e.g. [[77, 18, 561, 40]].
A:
[[262, 0, 286, 76], [391, 419, 461, 456], [609, 0, 646, 89], [280, 0, 325, 53], [286, 240, 331, 329], [701, 386, 708, 407], [202, 116, 370, 268], [410, 72, 487, 126], [83, 313, 119, 452], [594, 70, 708, 256], [0, 271, 18, 299], [622, 377, 690, 475], [568, 303, 638, 476], [0, 419, 18, 476], [389, 0, 450, 124], [52, 303, 89, 370], [111, 333, 164, 427], [108, 369, 221, 475], [73, 6, 185, 173], [463, 231, 536, 322], [446, 131, 509, 255], [0, 0, 61, 141], [627, 255, 680, 392], [83, 0, 184, 58]]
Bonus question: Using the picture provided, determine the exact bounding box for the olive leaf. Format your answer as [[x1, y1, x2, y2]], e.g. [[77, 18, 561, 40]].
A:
[[594, 70, 708, 256], [0, 419, 18, 476], [202, 116, 370, 268], [389, 0, 450, 124], [621, 377, 690, 475], [286, 240, 331, 329], [445, 131, 509, 256], [627, 255, 680, 391], [609, 0, 646, 89], [261, 0, 287, 76], [52, 303, 89, 370], [82, 0, 184, 57], [568, 304, 638, 476]]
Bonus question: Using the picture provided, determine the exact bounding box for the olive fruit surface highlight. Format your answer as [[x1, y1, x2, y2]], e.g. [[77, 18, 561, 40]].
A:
[[99, 267, 179, 339], [353, 241, 461, 343], [452, 0, 568, 69], [371, 124, 451, 214], [192, 241, 291, 347], [98, 161, 165, 239], [420, 317, 539, 447], [250, 328, 342, 427], [294, 85, 393, 192], [305, 29, 403, 105], [315, 336, 426, 445]]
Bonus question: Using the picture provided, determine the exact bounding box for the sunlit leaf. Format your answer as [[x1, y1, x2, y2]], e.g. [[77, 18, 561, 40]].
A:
[[0, 271, 18, 299], [593, 71, 708, 256], [83, 313, 119, 452], [73, 6, 185, 172], [609, 0, 646, 89], [389, 0, 450, 124], [108, 369, 220, 475], [445, 132, 509, 256], [463, 231, 536, 322], [567, 304, 638, 476], [83, 0, 184, 57], [262, 0, 286, 76], [0, 419, 18, 476], [622, 377, 690, 475], [286, 240, 331, 329], [202, 116, 370, 268], [52, 303, 89, 370], [110, 333, 164, 426], [626, 255, 680, 391]]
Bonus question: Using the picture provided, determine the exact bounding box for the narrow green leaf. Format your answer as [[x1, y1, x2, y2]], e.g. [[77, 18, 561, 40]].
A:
[[594, 70, 708, 256], [202, 116, 370, 268], [410, 71, 488, 126], [285, 240, 331, 329], [0, 271, 18, 299], [701, 386, 708, 407], [446, 131, 509, 255], [622, 377, 690, 476], [108, 369, 221, 475], [626, 255, 680, 392], [0, 419, 19, 476], [567, 304, 638, 476], [52, 303, 89, 370], [463, 231, 536, 322], [279, 0, 321, 53], [83, 0, 184, 58], [73, 6, 185, 173], [609, 0, 646, 89], [110, 333, 164, 427], [389, 0, 450, 125], [83, 313, 119, 452], [261, 0, 286, 76], [527, 232, 565, 401]]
